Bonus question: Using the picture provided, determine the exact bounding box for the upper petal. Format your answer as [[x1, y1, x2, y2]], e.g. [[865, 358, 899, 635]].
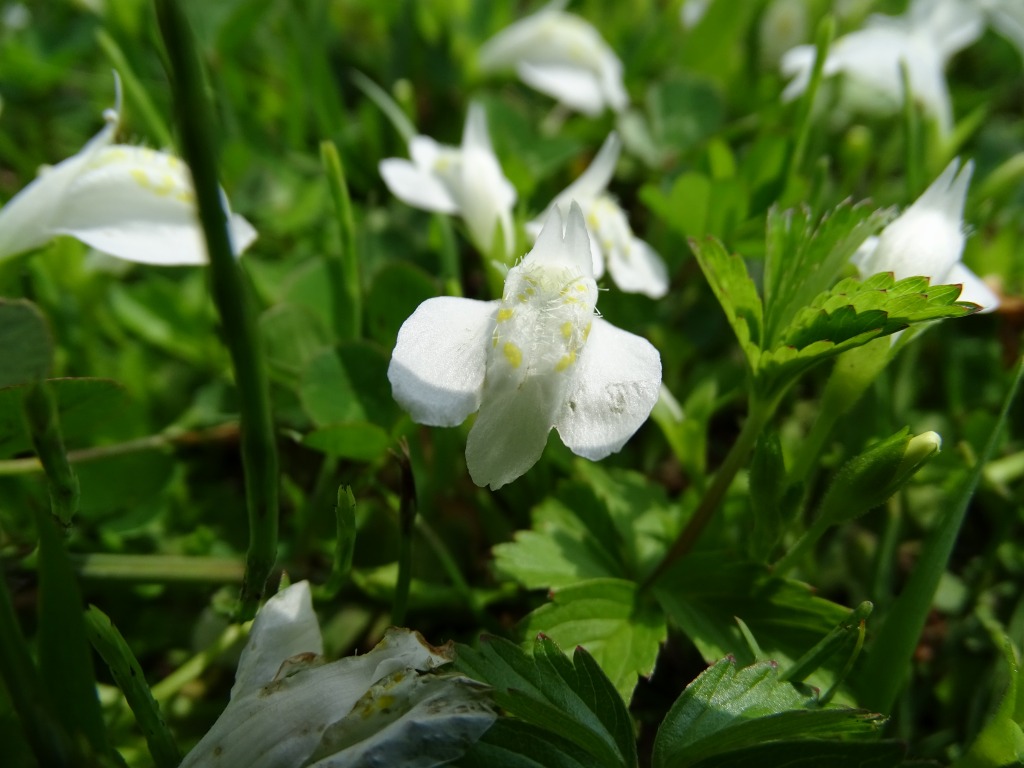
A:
[[525, 202, 594, 276], [947, 262, 999, 313], [231, 581, 323, 701], [388, 296, 496, 427], [53, 146, 253, 264], [517, 61, 606, 115], [379, 157, 459, 214], [555, 317, 662, 460], [558, 133, 621, 205]]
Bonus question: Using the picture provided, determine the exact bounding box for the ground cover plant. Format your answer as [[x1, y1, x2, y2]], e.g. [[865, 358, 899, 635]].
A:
[[0, 0, 1023, 765]]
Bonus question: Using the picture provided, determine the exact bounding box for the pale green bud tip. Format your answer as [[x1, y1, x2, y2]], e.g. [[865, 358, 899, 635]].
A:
[[896, 431, 941, 477]]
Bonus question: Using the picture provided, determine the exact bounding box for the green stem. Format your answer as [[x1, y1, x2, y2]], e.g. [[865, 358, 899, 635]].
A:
[[773, 514, 831, 576], [23, 382, 79, 525], [642, 402, 770, 589], [315, 486, 357, 601], [72, 554, 244, 583], [391, 442, 416, 626], [150, 623, 248, 705], [95, 28, 175, 148], [85, 607, 180, 768], [783, 15, 835, 203], [320, 140, 361, 339], [0, 423, 239, 476], [0, 563, 75, 766], [436, 214, 464, 297], [156, 0, 279, 619]]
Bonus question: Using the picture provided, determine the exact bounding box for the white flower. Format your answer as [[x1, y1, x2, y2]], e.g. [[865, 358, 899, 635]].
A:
[[780, 0, 985, 134], [379, 102, 516, 257], [181, 581, 494, 768], [680, 0, 712, 30], [528, 133, 668, 298], [478, 2, 628, 116], [389, 202, 662, 490], [0, 79, 256, 266], [852, 158, 999, 312]]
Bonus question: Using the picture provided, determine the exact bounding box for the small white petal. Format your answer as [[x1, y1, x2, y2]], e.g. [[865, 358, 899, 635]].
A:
[[555, 317, 661, 460], [379, 157, 459, 214], [389, 297, 496, 427], [605, 237, 669, 299], [231, 582, 323, 701], [947, 262, 1000, 313], [526, 202, 594, 276], [558, 132, 621, 206], [517, 61, 606, 116], [461, 102, 494, 156], [458, 106, 518, 256]]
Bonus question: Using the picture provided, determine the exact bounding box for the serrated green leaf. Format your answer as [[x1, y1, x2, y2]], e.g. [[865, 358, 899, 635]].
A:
[[519, 578, 667, 703], [689, 236, 763, 369], [653, 657, 888, 768], [653, 554, 851, 698], [456, 635, 636, 768], [687, 739, 905, 768], [456, 719, 592, 768], [763, 202, 893, 346]]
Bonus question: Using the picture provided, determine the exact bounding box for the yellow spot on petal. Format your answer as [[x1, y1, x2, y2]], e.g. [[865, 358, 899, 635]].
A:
[[555, 351, 576, 372], [561, 321, 573, 338], [503, 342, 522, 369], [583, 321, 592, 341], [497, 308, 514, 322]]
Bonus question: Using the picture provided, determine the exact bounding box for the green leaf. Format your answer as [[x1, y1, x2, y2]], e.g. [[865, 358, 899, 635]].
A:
[[0, 298, 52, 388], [259, 303, 331, 389], [747, 430, 796, 561], [955, 639, 1024, 768], [302, 421, 392, 462], [688, 236, 763, 369], [85, 606, 180, 768], [653, 554, 852, 697], [457, 719, 592, 768], [519, 578, 667, 703], [685, 740, 905, 768], [35, 508, 109, 759], [456, 635, 637, 768], [299, 342, 398, 428], [762, 202, 893, 347], [493, 464, 678, 590], [652, 657, 888, 768]]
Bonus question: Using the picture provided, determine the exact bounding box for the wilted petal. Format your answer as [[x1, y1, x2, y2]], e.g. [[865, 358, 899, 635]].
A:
[[555, 317, 661, 460], [605, 237, 669, 299], [231, 582, 322, 701], [379, 157, 459, 214], [181, 622, 454, 768], [388, 296, 496, 427], [947, 262, 999, 313], [306, 671, 495, 768]]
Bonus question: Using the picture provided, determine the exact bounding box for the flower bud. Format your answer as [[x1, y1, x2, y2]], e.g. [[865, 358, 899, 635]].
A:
[[817, 428, 941, 526]]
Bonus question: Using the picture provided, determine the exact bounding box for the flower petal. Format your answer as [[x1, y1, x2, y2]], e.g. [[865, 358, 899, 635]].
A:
[[52, 146, 254, 265], [466, 374, 563, 490], [379, 157, 459, 214], [305, 672, 494, 767], [526, 202, 594, 277], [517, 61, 606, 116], [180, 627, 452, 768], [231, 581, 323, 701], [947, 262, 1000, 313], [389, 297, 496, 427], [558, 132, 621, 205], [555, 317, 661, 460], [605, 237, 669, 299]]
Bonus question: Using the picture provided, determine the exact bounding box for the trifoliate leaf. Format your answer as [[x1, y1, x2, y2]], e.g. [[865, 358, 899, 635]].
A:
[[456, 634, 636, 768], [0, 299, 53, 389], [519, 578, 667, 703]]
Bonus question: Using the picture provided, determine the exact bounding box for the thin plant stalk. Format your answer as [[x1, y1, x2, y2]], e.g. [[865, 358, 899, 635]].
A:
[[321, 140, 361, 339], [23, 382, 79, 525], [155, 0, 279, 619], [71, 554, 245, 583], [391, 441, 417, 626], [85, 606, 181, 768]]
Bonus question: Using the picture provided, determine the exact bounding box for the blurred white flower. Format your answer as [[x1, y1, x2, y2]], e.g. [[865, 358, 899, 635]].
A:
[[978, 0, 1024, 62], [0, 78, 256, 266], [389, 202, 662, 490], [852, 158, 999, 312], [780, 0, 985, 134], [181, 581, 494, 768], [478, 2, 628, 116], [528, 133, 668, 298], [680, 0, 712, 29], [759, 0, 809, 68], [379, 102, 517, 257]]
